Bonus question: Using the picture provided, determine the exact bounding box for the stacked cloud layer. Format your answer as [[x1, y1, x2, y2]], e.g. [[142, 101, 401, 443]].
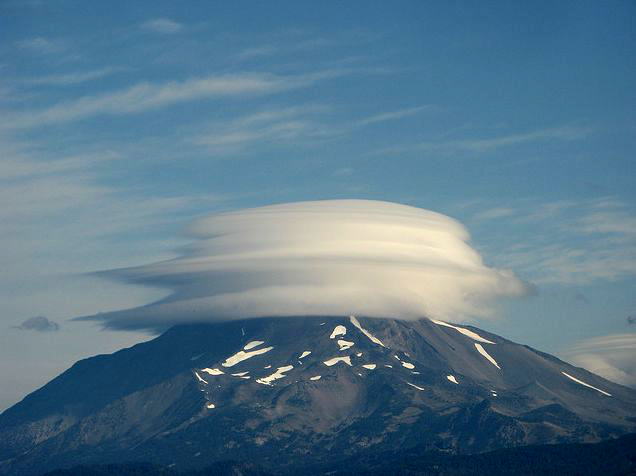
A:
[[81, 200, 527, 331]]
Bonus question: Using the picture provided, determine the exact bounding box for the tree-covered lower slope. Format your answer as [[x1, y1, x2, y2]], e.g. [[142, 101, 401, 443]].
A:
[[42, 433, 636, 476]]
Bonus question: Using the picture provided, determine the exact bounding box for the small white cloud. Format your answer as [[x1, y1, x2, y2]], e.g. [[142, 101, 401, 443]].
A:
[[140, 18, 183, 34], [79, 199, 528, 331]]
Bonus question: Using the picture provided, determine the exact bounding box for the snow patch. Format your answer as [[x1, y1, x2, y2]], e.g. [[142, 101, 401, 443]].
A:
[[561, 371, 612, 396], [362, 364, 377, 370], [431, 319, 496, 344], [231, 371, 249, 377], [330, 325, 347, 339], [401, 362, 415, 370], [447, 375, 459, 384], [310, 375, 322, 381], [337, 339, 355, 351], [349, 315, 386, 347], [356, 352, 362, 357], [474, 343, 501, 369], [194, 372, 207, 384], [385, 364, 393, 368], [222, 346, 274, 367], [243, 340, 265, 350], [406, 382, 424, 391], [206, 403, 216, 409], [299, 351, 311, 359], [323, 356, 352, 366], [201, 368, 224, 375], [256, 365, 294, 385]]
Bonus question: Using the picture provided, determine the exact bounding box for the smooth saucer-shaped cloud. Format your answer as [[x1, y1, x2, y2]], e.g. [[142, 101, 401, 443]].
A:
[[80, 199, 527, 331]]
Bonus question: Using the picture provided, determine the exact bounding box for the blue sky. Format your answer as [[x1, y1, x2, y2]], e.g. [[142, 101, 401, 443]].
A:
[[1, 0, 635, 410]]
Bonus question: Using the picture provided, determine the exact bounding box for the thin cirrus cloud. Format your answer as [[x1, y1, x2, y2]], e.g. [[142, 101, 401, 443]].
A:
[[15, 37, 66, 55], [24, 67, 127, 86], [78, 199, 528, 332], [380, 124, 591, 155], [468, 197, 636, 286], [562, 333, 636, 388], [2, 70, 348, 130], [140, 18, 184, 34]]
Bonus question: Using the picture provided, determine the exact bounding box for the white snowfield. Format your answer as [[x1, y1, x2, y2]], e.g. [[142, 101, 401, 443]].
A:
[[256, 365, 294, 385], [430, 319, 496, 344], [201, 368, 224, 375], [406, 382, 424, 391], [310, 375, 322, 381], [447, 375, 459, 384], [299, 351, 311, 359], [330, 325, 347, 339], [337, 339, 355, 351], [222, 346, 274, 367], [474, 343, 501, 369], [323, 356, 352, 366], [243, 340, 265, 350], [194, 372, 207, 384], [561, 371, 612, 397], [349, 315, 387, 347], [362, 364, 377, 370]]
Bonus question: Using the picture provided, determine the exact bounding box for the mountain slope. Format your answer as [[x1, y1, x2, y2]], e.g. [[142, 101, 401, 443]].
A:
[[1, 316, 635, 475]]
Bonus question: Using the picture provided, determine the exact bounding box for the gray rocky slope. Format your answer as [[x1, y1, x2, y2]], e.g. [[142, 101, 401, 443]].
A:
[[1, 316, 635, 475]]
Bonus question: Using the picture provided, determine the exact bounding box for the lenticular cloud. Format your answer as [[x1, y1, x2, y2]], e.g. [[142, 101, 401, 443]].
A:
[[82, 200, 527, 331]]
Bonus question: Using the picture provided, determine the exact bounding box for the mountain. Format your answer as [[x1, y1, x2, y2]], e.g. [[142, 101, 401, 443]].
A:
[[1, 316, 635, 475]]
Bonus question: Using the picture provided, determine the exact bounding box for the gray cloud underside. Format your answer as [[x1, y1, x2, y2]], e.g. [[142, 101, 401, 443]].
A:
[[79, 200, 528, 332], [14, 316, 60, 332]]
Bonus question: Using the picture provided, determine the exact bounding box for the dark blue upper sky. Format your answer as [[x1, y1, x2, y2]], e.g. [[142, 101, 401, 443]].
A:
[[1, 0, 635, 410]]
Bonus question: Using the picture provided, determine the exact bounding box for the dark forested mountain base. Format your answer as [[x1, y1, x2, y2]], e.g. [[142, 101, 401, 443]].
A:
[[42, 434, 636, 476]]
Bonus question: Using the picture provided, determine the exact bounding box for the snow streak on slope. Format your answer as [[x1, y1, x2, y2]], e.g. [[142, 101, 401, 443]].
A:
[[323, 356, 352, 366], [256, 365, 294, 385], [349, 315, 386, 347], [475, 343, 500, 369], [562, 372, 612, 396], [330, 325, 347, 339], [431, 319, 496, 344], [222, 346, 274, 367]]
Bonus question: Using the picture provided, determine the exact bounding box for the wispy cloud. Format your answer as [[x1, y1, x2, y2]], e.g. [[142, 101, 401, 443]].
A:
[[193, 105, 336, 152], [383, 124, 591, 155], [357, 105, 431, 126], [16, 37, 66, 55], [469, 197, 636, 285], [140, 18, 183, 34], [562, 333, 636, 388], [3, 70, 346, 130], [24, 67, 126, 86]]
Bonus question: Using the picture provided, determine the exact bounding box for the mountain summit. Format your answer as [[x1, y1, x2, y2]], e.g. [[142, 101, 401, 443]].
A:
[[1, 316, 635, 475]]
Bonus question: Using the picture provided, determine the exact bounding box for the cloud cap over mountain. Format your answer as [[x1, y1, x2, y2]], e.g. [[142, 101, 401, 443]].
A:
[[80, 200, 528, 331]]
